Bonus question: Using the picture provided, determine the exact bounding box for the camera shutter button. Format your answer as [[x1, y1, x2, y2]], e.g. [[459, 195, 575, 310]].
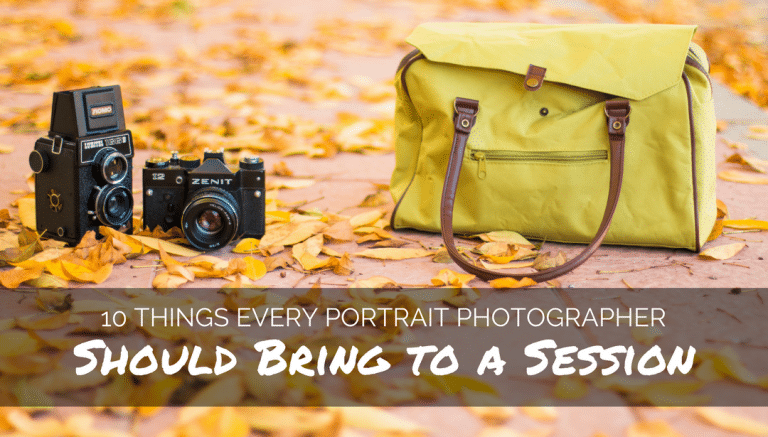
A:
[[29, 150, 49, 174], [239, 156, 263, 170]]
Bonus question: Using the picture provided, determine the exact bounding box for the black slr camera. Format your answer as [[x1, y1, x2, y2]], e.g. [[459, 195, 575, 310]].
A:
[[142, 150, 265, 251], [29, 85, 133, 244]]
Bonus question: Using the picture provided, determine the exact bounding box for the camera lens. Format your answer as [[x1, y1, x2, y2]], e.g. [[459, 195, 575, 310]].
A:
[[95, 185, 133, 226], [180, 188, 239, 251], [96, 149, 129, 184], [197, 209, 223, 233]]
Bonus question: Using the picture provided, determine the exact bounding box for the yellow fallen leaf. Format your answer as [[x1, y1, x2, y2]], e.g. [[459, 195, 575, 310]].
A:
[[431, 269, 475, 287], [354, 248, 433, 260], [59, 261, 112, 284], [157, 242, 183, 267], [489, 277, 537, 289], [99, 227, 146, 255], [465, 394, 515, 424], [243, 256, 266, 281], [631, 326, 663, 346], [716, 199, 728, 219], [698, 347, 758, 385], [699, 243, 746, 260], [626, 421, 683, 437], [718, 170, 768, 184], [0, 145, 13, 154], [0, 266, 43, 288], [477, 231, 534, 248], [16, 311, 70, 330], [707, 219, 723, 242], [17, 196, 36, 230], [533, 251, 567, 271], [480, 260, 535, 270], [723, 219, 768, 230], [333, 407, 425, 433], [167, 263, 195, 282], [269, 220, 328, 247], [0, 331, 40, 357], [352, 276, 398, 288], [695, 408, 768, 436], [152, 271, 188, 289], [725, 153, 766, 173], [265, 210, 292, 223], [520, 406, 557, 422], [349, 209, 385, 228], [233, 238, 261, 253], [722, 137, 747, 150], [130, 235, 201, 257]]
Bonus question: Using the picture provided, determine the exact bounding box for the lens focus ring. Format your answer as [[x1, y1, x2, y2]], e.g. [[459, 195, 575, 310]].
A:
[[97, 149, 129, 185], [180, 187, 239, 251], [95, 185, 134, 226]]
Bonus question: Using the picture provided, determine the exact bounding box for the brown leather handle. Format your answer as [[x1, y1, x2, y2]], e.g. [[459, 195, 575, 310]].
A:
[[440, 97, 631, 282]]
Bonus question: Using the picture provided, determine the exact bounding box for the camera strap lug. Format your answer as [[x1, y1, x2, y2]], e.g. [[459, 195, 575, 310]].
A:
[[52, 136, 63, 154]]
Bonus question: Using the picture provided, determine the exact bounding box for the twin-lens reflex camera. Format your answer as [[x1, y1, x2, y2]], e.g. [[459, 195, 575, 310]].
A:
[[29, 85, 134, 244]]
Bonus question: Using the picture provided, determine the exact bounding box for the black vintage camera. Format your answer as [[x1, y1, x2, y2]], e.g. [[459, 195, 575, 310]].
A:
[[142, 150, 265, 251], [29, 85, 134, 244]]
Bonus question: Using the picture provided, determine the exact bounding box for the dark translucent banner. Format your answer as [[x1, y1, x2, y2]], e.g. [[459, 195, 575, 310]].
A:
[[2, 288, 767, 407]]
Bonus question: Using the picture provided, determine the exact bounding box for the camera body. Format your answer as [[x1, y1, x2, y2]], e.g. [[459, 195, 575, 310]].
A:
[[29, 85, 134, 244], [142, 151, 265, 251]]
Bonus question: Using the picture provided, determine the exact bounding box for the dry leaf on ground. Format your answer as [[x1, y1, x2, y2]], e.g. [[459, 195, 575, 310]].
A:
[[725, 153, 766, 173], [232, 238, 260, 253], [431, 269, 475, 287], [695, 408, 768, 436], [718, 170, 768, 185], [354, 248, 433, 260], [532, 251, 567, 271], [699, 243, 746, 260], [722, 219, 768, 230], [489, 277, 537, 289], [626, 421, 683, 437]]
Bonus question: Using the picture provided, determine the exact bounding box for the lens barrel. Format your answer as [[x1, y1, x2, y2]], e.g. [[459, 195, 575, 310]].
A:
[[96, 148, 129, 184], [95, 185, 133, 226], [180, 187, 239, 251]]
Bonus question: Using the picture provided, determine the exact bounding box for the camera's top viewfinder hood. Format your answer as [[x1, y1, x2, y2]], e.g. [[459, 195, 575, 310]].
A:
[[49, 85, 126, 140]]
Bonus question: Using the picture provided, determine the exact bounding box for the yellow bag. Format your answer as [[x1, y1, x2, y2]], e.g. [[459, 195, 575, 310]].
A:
[[389, 23, 716, 281]]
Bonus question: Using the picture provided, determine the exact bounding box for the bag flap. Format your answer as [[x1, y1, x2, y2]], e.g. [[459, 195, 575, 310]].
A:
[[406, 23, 696, 100]]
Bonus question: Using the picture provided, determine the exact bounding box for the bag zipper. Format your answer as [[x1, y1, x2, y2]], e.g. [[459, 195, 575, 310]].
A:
[[469, 149, 607, 179]]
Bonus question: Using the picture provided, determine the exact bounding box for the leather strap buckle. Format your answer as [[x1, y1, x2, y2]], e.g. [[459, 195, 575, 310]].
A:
[[524, 64, 546, 91], [453, 98, 479, 134], [605, 99, 631, 135]]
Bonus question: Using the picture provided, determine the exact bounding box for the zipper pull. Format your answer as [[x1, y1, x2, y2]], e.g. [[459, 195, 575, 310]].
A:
[[473, 151, 486, 179]]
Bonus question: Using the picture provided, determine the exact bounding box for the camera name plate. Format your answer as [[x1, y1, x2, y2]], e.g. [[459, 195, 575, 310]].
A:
[[78, 132, 133, 165]]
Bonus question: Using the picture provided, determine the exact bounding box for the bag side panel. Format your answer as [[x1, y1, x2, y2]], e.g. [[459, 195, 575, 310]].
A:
[[393, 59, 698, 249], [685, 44, 718, 250], [390, 63, 424, 224]]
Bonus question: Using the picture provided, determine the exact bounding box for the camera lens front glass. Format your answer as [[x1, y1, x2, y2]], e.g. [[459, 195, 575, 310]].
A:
[[181, 188, 239, 251], [99, 151, 129, 184], [95, 185, 133, 226], [197, 209, 223, 234]]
